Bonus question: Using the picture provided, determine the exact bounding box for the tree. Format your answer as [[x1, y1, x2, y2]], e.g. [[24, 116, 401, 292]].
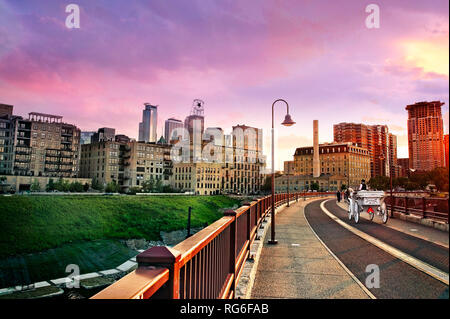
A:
[[310, 182, 320, 191], [55, 178, 70, 192], [368, 176, 389, 190], [69, 181, 84, 192], [0, 176, 9, 194], [154, 179, 163, 193], [261, 176, 271, 193], [46, 178, 56, 192], [340, 184, 347, 191], [105, 181, 120, 193], [428, 167, 449, 192], [393, 177, 408, 189], [141, 179, 155, 193], [91, 178, 104, 191], [127, 186, 141, 195], [162, 184, 178, 193], [30, 179, 41, 192], [409, 171, 429, 190]]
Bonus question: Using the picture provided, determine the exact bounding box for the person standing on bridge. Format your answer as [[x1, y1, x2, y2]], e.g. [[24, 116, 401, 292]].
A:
[[359, 179, 367, 191], [336, 190, 341, 202]]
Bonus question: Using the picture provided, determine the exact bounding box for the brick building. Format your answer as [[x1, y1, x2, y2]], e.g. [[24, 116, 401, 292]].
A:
[[333, 122, 393, 177], [406, 101, 445, 171]]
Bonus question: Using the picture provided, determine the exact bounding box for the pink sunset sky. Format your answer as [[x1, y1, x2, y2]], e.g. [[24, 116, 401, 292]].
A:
[[0, 0, 448, 170]]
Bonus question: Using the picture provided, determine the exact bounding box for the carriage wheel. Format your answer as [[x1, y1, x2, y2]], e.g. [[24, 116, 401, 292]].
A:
[[348, 202, 353, 220], [381, 202, 388, 224], [353, 202, 360, 224]]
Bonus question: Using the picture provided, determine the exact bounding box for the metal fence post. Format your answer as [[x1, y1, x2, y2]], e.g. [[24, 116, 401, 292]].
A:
[[242, 202, 252, 260], [224, 209, 237, 296], [422, 197, 426, 219], [404, 196, 408, 215], [137, 246, 181, 299], [186, 206, 192, 238]]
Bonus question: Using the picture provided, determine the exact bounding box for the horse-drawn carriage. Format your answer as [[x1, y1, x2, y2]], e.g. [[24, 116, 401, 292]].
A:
[[348, 190, 388, 224]]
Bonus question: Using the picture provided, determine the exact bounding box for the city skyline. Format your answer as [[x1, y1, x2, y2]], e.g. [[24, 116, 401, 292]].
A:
[[0, 0, 448, 170]]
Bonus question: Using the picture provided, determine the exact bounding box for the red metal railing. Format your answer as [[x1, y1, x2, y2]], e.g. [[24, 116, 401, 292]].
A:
[[92, 192, 331, 299], [384, 195, 449, 223]]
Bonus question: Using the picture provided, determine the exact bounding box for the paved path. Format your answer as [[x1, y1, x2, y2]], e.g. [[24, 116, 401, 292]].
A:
[[251, 198, 370, 299], [305, 199, 448, 299]]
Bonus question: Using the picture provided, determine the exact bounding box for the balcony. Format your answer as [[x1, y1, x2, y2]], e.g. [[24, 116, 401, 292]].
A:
[[45, 160, 60, 165], [14, 158, 31, 163], [15, 150, 31, 155]]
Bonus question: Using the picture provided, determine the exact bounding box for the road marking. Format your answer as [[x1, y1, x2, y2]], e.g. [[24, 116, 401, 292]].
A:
[[291, 243, 300, 247], [410, 229, 418, 232], [320, 200, 449, 286], [304, 202, 376, 299]]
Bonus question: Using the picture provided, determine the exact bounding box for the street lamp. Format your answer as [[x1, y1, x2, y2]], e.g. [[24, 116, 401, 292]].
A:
[[287, 163, 290, 207], [269, 99, 295, 245]]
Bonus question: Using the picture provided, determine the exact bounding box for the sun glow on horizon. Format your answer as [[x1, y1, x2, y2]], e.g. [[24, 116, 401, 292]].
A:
[[402, 36, 449, 76]]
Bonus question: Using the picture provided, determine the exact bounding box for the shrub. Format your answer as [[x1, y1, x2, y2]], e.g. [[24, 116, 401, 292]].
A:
[[69, 182, 84, 192], [30, 179, 41, 192], [141, 179, 154, 193], [46, 179, 56, 192], [127, 187, 141, 195], [105, 181, 120, 193], [91, 178, 104, 191]]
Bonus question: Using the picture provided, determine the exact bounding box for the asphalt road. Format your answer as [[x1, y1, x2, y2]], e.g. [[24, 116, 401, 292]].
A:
[[305, 199, 449, 299], [325, 200, 449, 273]]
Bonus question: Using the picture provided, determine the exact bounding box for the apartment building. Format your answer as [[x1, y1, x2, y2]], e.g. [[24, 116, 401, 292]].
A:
[[334, 122, 392, 177], [388, 133, 399, 177], [0, 107, 81, 178], [406, 101, 445, 171], [170, 124, 265, 195], [445, 134, 449, 168], [80, 139, 172, 191], [172, 162, 222, 195], [292, 142, 371, 189]]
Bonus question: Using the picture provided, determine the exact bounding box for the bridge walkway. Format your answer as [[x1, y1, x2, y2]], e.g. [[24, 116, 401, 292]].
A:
[[251, 199, 371, 299]]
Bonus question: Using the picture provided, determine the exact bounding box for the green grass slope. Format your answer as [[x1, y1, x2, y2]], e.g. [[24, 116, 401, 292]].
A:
[[0, 195, 241, 258]]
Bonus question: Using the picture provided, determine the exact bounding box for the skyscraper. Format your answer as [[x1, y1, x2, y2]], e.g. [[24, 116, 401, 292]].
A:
[[138, 103, 158, 143], [388, 133, 398, 177], [406, 101, 445, 171], [443, 134, 449, 168], [397, 158, 410, 177], [184, 99, 205, 140], [334, 123, 391, 177], [184, 99, 205, 161], [164, 118, 183, 144]]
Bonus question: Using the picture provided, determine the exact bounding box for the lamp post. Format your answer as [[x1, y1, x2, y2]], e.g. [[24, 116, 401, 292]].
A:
[[269, 99, 295, 245], [389, 165, 394, 218], [287, 163, 290, 207]]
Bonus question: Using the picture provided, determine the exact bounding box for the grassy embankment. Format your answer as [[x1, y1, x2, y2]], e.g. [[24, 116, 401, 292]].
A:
[[0, 195, 241, 288]]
